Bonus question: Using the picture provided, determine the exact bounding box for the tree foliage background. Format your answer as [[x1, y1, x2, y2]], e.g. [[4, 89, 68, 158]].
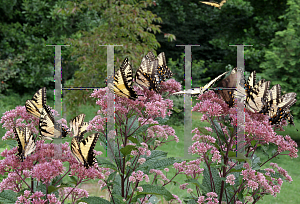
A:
[[0, 0, 299, 118]]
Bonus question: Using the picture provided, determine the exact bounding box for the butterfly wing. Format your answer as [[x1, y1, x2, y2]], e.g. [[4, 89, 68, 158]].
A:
[[25, 87, 47, 118], [39, 105, 68, 140], [244, 70, 270, 113], [200, 1, 221, 8], [219, 0, 227, 7], [139, 52, 173, 88], [260, 84, 281, 114], [215, 68, 244, 108], [70, 114, 85, 137], [78, 122, 89, 141], [71, 133, 99, 168], [13, 127, 36, 161], [14, 127, 26, 161], [71, 137, 84, 164], [173, 71, 228, 96], [24, 127, 36, 158], [245, 81, 270, 113], [266, 93, 297, 125], [284, 110, 295, 126], [142, 51, 156, 63], [156, 52, 173, 81], [172, 88, 201, 96], [135, 59, 161, 92], [108, 58, 138, 100], [69, 114, 89, 142], [245, 71, 256, 93]]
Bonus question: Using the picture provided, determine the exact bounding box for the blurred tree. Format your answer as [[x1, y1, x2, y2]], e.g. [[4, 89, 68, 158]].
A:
[[0, 0, 103, 94], [260, 0, 300, 116], [149, 0, 288, 77], [62, 0, 175, 117]]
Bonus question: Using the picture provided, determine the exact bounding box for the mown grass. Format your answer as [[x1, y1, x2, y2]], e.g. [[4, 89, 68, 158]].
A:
[[0, 94, 299, 203]]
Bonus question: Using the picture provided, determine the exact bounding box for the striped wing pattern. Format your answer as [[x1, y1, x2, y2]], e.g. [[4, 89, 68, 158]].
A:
[[71, 133, 99, 168], [108, 58, 138, 100], [39, 105, 68, 140], [13, 127, 36, 161], [25, 87, 47, 118], [70, 114, 89, 142]]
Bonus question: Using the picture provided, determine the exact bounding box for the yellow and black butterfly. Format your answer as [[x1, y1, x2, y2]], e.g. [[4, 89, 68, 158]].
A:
[[172, 70, 228, 97], [200, 0, 227, 9], [25, 87, 47, 118], [69, 114, 89, 142], [244, 71, 270, 113], [135, 57, 161, 92], [13, 127, 36, 161], [71, 133, 99, 168], [263, 90, 297, 125], [259, 84, 281, 114], [268, 108, 293, 127], [39, 104, 68, 140], [108, 58, 138, 100], [281, 109, 296, 128], [215, 68, 246, 108], [142, 52, 173, 82]]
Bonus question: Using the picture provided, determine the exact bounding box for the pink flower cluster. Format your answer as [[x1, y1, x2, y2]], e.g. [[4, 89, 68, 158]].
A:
[[197, 192, 219, 204], [59, 187, 89, 201], [129, 170, 150, 183], [174, 90, 298, 203], [16, 190, 61, 204]]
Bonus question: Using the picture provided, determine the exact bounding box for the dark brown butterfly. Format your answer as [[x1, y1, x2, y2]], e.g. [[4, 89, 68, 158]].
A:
[[215, 68, 245, 108]]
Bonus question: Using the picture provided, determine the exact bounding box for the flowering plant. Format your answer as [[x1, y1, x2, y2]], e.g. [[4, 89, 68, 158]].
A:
[[173, 90, 298, 204], [0, 79, 186, 203], [0, 79, 298, 204], [0, 106, 110, 204]]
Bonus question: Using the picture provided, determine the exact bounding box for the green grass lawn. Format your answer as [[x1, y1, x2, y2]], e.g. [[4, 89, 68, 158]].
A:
[[0, 94, 299, 203]]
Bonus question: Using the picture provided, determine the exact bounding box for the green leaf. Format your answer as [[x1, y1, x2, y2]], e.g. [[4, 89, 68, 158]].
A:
[[127, 116, 139, 135], [201, 164, 222, 197], [119, 145, 138, 157], [47, 185, 68, 194], [197, 126, 211, 136], [210, 118, 226, 143], [185, 199, 198, 204], [107, 171, 117, 183], [78, 196, 112, 204], [228, 168, 245, 173], [154, 116, 169, 124], [136, 184, 174, 201], [69, 176, 78, 185], [127, 136, 138, 144], [251, 154, 261, 170], [251, 140, 256, 147], [212, 142, 225, 157], [97, 158, 118, 170], [209, 162, 226, 168], [0, 190, 17, 204], [238, 188, 244, 202], [111, 193, 126, 204], [4, 139, 17, 150], [137, 157, 179, 174], [228, 151, 251, 166], [185, 178, 209, 194], [130, 123, 156, 137]]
